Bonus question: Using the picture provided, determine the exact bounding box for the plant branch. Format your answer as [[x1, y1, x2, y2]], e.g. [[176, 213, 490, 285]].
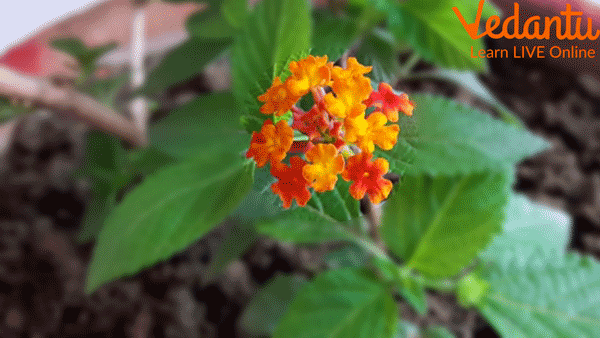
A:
[[0, 66, 147, 147], [130, 7, 149, 135]]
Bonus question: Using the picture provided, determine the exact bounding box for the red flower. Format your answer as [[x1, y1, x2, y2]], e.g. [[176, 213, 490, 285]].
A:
[[271, 157, 312, 208], [292, 104, 329, 141], [364, 83, 414, 122], [342, 152, 393, 204]]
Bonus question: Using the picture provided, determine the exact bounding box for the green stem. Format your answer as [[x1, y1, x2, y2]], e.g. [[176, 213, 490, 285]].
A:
[[341, 223, 458, 292], [396, 52, 421, 81]]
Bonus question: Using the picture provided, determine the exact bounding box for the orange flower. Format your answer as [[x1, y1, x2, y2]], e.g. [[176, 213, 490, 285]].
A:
[[258, 77, 301, 116], [364, 83, 414, 122], [330, 58, 373, 102], [342, 152, 393, 204], [246, 120, 293, 167], [271, 157, 312, 208], [287, 55, 333, 97], [356, 112, 400, 153], [303, 144, 345, 192]]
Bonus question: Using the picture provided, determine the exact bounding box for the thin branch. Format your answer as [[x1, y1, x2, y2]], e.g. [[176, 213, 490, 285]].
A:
[[130, 7, 149, 135], [0, 66, 147, 147]]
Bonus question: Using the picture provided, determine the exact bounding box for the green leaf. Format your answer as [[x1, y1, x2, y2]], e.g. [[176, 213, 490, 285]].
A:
[[398, 274, 427, 316], [88, 72, 128, 106], [0, 97, 20, 123], [231, 0, 312, 114], [312, 10, 357, 62], [424, 326, 456, 338], [381, 171, 509, 278], [51, 38, 117, 75], [85, 153, 254, 293], [480, 194, 573, 266], [475, 194, 598, 337], [388, 0, 487, 71], [274, 268, 398, 338], [127, 147, 178, 177], [408, 69, 524, 128], [78, 180, 119, 243], [239, 274, 307, 337], [325, 244, 368, 269], [149, 92, 248, 159], [51, 38, 88, 60], [221, 0, 248, 28], [204, 221, 258, 282], [373, 257, 427, 316], [257, 181, 361, 244], [477, 252, 600, 337], [76, 132, 126, 243], [144, 38, 231, 95], [355, 29, 401, 83], [257, 207, 351, 244], [384, 94, 549, 176], [186, 4, 236, 38]]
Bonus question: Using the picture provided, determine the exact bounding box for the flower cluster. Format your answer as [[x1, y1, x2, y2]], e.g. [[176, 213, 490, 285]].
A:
[[246, 55, 414, 209]]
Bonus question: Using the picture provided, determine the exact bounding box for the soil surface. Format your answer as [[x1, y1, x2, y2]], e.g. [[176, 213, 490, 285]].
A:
[[0, 43, 599, 337]]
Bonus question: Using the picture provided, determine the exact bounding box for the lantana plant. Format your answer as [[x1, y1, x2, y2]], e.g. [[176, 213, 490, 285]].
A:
[[47, 0, 600, 337]]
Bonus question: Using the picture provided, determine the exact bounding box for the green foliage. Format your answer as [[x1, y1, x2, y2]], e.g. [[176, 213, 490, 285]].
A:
[[221, 0, 248, 28], [239, 275, 307, 337], [0, 97, 25, 123], [149, 92, 248, 159], [385, 0, 486, 71], [51, 38, 117, 83], [381, 95, 549, 176], [274, 268, 398, 338], [257, 207, 351, 244], [231, 0, 312, 116], [473, 194, 600, 337], [478, 252, 600, 337], [88, 73, 129, 106], [312, 10, 357, 62], [481, 194, 572, 264], [325, 244, 369, 269], [381, 171, 509, 278], [76, 132, 125, 243], [408, 68, 525, 129], [85, 153, 254, 293], [257, 181, 361, 244], [355, 29, 401, 83], [424, 326, 456, 338], [186, 3, 236, 38], [144, 38, 231, 95], [71, 0, 598, 335], [203, 221, 258, 282]]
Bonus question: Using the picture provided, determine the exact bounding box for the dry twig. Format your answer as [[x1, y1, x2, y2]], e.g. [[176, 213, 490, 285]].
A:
[[0, 66, 147, 147]]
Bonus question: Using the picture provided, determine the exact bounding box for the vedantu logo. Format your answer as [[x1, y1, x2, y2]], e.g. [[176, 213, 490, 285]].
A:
[[452, 0, 598, 59]]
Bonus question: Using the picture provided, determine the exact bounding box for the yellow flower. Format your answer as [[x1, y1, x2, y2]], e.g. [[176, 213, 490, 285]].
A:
[[323, 90, 365, 119], [356, 112, 400, 153], [302, 144, 345, 192], [343, 113, 369, 143]]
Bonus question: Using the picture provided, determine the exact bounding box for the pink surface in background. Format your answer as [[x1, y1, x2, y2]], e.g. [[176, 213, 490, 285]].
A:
[[0, 0, 597, 77]]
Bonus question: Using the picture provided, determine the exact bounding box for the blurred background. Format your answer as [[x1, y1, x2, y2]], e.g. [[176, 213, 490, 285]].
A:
[[0, 0, 598, 337]]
